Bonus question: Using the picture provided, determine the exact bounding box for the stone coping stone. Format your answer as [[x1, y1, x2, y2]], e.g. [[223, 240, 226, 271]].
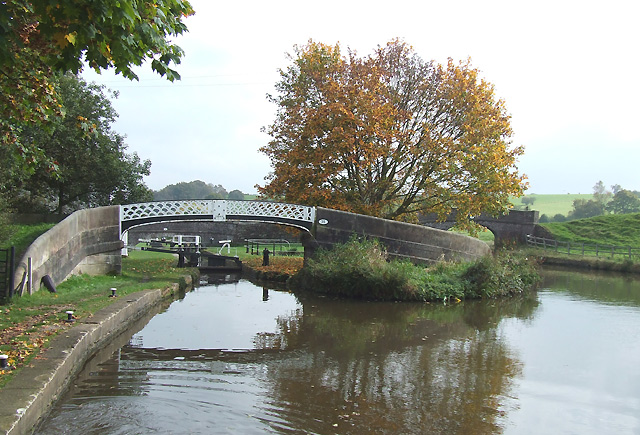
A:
[[0, 277, 192, 434]]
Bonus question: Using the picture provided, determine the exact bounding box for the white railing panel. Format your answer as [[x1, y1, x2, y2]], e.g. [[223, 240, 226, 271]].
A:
[[121, 200, 315, 226], [226, 200, 315, 223], [121, 200, 214, 221]]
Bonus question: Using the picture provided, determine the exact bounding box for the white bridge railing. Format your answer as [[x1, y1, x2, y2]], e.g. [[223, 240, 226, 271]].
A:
[[120, 199, 316, 229]]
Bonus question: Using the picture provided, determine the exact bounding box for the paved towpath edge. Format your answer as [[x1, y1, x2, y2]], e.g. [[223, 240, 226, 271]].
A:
[[0, 276, 194, 434]]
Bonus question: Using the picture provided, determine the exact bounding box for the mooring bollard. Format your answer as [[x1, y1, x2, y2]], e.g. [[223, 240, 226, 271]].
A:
[[262, 248, 270, 266], [109, 287, 117, 298], [65, 310, 75, 323], [0, 354, 8, 369]]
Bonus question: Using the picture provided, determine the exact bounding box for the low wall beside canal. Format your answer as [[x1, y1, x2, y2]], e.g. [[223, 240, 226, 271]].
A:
[[12, 206, 123, 294], [311, 208, 491, 263]]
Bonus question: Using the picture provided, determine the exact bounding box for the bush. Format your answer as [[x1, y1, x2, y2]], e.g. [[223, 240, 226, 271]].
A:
[[463, 251, 541, 298], [552, 213, 567, 222], [292, 237, 420, 300], [292, 238, 540, 301]]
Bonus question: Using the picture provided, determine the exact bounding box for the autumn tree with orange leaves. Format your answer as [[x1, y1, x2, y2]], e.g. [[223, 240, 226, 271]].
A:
[[259, 40, 527, 229]]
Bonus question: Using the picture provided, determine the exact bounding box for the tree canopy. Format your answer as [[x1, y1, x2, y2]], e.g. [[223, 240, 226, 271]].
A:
[[154, 181, 229, 201], [259, 40, 526, 227], [1, 74, 153, 214], [567, 181, 640, 219], [606, 190, 640, 214], [0, 0, 194, 168]]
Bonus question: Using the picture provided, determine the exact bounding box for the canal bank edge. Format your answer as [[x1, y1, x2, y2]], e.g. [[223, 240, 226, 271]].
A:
[[0, 274, 195, 435], [538, 255, 640, 274]]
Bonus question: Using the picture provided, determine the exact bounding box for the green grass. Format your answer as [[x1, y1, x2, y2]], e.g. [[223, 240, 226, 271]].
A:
[[511, 194, 592, 217], [541, 213, 640, 246], [450, 228, 495, 244], [2, 223, 56, 260], [204, 243, 304, 261], [530, 213, 640, 265]]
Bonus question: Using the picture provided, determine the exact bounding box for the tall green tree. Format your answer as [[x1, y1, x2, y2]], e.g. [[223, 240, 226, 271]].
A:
[[259, 40, 526, 228], [228, 189, 245, 200], [606, 190, 640, 214], [568, 199, 605, 220], [3, 74, 152, 214], [592, 180, 611, 205], [0, 0, 194, 170]]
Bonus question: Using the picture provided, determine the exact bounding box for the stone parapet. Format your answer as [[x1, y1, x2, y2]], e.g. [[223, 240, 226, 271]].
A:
[[312, 208, 490, 264], [12, 206, 123, 294]]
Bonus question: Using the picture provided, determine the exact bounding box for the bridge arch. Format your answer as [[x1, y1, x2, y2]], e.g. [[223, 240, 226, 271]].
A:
[[418, 209, 539, 246]]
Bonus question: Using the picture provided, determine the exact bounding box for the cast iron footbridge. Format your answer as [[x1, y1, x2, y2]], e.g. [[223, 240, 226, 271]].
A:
[[120, 199, 316, 248]]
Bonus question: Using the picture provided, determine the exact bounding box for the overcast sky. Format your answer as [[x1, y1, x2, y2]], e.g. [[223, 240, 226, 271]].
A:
[[82, 0, 640, 195]]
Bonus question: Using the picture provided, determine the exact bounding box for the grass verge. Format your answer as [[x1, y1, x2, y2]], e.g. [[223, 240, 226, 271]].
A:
[[532, 213, 640, 267], [243, 255, 304, 281], [2, 223, 56, 260], [0, 250, 197, 388], [541, 212, 640, 247]]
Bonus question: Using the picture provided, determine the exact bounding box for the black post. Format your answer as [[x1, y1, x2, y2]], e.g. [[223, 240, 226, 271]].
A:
[[177, 249, 185, 268], [8, 246, 15, 298], [262, 248, 270, 266]]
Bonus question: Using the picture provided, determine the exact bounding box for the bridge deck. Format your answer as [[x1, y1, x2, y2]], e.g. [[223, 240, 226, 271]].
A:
[[120, 200, 316, 232]]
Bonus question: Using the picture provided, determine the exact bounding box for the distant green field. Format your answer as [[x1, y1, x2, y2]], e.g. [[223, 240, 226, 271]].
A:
[[510, 194, 592, 217]]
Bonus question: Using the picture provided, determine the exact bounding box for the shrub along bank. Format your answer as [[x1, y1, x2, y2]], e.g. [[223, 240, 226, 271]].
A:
[[290, 238, 540, 301]]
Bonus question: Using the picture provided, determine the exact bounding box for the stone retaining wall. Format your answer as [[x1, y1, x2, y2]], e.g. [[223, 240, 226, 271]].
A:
[[12, 206, 122, 294], [312, 208, 491, 263]]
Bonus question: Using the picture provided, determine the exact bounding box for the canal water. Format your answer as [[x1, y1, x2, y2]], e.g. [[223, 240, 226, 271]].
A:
[[36, 268, 640, 434]]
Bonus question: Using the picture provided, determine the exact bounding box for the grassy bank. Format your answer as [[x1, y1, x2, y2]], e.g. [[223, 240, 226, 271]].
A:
[[2, 223, 56, 260], [291, 238, 540, 301], [527, 213, 640, 270], [0, 250, 197, 387], [541, 213, 640, 246]]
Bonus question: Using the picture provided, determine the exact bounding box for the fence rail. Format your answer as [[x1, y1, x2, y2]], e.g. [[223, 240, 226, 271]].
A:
[[526, 235, 640, 261]]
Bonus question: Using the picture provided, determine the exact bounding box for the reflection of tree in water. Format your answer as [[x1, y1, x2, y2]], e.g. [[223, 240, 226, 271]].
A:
[[256, 294, 537, 434], [253, 307, 304, 350]]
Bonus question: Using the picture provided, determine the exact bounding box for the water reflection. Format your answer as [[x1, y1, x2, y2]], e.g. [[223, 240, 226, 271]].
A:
[[542, 266, 640, 306], [257, 294, 536, 434], [36, 270, 640, 434]]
